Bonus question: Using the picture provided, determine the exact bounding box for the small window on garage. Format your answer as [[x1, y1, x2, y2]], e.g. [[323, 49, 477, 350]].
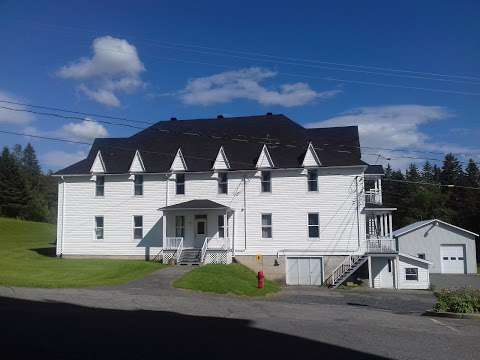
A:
[[417, 253, 426, 260], [405, 268, 418, 281]]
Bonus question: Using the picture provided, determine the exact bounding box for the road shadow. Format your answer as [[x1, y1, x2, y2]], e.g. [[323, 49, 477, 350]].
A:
[[0, 296, 388, 359]]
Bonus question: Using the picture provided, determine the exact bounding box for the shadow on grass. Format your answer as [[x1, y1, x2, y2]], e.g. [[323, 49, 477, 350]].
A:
[[0, 296, 388, 359], [29, 247, 56, 257]]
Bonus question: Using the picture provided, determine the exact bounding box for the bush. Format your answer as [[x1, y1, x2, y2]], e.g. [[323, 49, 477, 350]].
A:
[[433, 288, 480, 313]]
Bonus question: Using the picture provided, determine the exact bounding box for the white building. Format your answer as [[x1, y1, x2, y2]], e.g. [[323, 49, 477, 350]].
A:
[[54, 114, 429, 289], [394, 219, 478, 274]]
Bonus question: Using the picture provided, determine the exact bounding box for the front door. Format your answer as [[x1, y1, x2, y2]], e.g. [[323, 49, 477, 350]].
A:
[[194, 217, 207, 248]]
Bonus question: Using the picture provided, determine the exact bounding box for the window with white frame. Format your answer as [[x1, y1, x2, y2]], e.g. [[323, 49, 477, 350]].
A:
[[218, 215, 225, 238], [261, 214, 272, 238], [307, 169, 318, 191], [308, 213, 319, 238], [261, 171, 271, 193], [134, 175, 143, 196], [133, 216, 143, 239], [95, 216, 104, 240], [176, 173, 185, 195], [405, 268, 418, 281], [175, 216, 185, 237], [218, 172, 228, 194], [95, 176, 105, 197]]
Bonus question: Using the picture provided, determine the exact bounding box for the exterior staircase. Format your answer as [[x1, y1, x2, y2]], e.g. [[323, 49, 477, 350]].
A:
[[178, 248, 202, 265], [324, 254, 368, 288]]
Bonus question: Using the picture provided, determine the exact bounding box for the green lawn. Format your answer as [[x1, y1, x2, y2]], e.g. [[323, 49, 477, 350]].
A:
[[173, 263, 281, 296], [0, 217, 166, 288]]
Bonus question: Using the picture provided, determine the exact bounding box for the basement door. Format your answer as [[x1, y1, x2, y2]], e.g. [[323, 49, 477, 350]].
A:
[[440, 245, 465, 273], [286, 257, 323, 286]]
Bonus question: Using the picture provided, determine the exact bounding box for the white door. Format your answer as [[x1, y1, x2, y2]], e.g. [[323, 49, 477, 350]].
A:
[[194, 218, 207, 248], [440, 245, 465, 273], [286, 257, 323, 285], [380, 258, 394, 288]]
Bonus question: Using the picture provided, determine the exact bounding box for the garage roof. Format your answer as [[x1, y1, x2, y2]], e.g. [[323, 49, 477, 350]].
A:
[[393, 219, 478, 238]]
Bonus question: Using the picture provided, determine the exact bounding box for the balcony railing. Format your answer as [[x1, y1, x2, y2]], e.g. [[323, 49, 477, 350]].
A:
[[365, 190, 382, 205], [366, 236, 397, 253], [164, 237, 183, 250], [205, 237, 230, 250]]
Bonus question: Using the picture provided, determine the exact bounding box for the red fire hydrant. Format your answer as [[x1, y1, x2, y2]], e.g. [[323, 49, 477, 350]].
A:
[[257, 271, 265, 289]]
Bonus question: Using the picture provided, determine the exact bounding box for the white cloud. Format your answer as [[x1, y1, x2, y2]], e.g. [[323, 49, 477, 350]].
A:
[[306, 105, 480, 168], [41, 150, 87, 170], [59, 119, 109, 141], [0, 91, 35, 125], [57, 36, 145, 107], [180, 67, 340, 107]]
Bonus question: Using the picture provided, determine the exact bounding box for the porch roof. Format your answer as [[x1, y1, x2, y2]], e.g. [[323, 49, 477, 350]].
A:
[[159, 199, 232, 211]]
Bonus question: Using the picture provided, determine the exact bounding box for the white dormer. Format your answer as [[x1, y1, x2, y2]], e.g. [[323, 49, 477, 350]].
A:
[[256, 144, 274, 169], [90, 150, 106, 173], [302, 142, 321, 168], [212, 146, 230, 170], [170, 148, 187, 172], [129, 150, 145, 173]]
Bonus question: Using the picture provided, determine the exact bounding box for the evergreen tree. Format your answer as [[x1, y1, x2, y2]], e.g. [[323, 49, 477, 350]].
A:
[[422, 161, 434, 182], [464, 159, 480, 187], [440, 153, 463, 185]]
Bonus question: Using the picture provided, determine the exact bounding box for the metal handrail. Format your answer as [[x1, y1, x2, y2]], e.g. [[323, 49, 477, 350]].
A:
[[324, 255, 354, 287], [200, 237, 209, 263], [175, 239, 183, 263]]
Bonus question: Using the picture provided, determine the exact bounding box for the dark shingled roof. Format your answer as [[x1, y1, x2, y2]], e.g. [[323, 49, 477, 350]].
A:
[[365, 165, 384, 175], [55, 114, 367, 175], [159, 199, 230, 211]]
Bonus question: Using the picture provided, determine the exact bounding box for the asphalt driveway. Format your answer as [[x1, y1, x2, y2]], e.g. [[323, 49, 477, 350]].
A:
[[1, 268, 479, 360]]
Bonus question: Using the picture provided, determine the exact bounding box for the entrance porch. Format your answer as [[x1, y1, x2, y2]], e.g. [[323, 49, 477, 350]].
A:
[[159, 200, 234, 264]]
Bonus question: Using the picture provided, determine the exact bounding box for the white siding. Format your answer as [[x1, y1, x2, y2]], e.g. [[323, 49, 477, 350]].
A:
[[397, 255, 430, 290], [57, 167, 367, 257], [170, 149, 187, 171], [129, 151, 145, 172], [212, 147, 230, 170], [302, 144, 321, 167], [90, 151, 105, 173], [397, 222, 477, 274]]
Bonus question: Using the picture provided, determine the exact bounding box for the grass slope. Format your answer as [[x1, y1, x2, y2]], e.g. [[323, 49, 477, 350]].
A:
[[0, 217, 165, 288], [173, 263, 280, 296]]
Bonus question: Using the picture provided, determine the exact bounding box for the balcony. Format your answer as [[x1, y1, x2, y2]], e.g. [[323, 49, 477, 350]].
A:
[[365, 189, 382, 205], [366, 236, 397, 253]]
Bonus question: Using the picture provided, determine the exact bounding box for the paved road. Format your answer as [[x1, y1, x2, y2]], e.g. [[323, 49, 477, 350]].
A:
[[430, 273, 480, 289], [1, 268, 479, 360]]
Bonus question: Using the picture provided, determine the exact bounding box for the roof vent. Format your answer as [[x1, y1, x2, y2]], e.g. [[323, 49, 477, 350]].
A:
[[266, 112, 273, 116], [170, 117, 177, 121], [217, 115, 224, 119]]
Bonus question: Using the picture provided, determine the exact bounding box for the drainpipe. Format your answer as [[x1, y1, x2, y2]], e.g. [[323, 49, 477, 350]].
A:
[[59, 175, 66, 257]]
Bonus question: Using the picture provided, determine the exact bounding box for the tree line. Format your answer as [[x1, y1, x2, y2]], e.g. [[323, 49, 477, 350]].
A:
[[0, 143, 57, 223], [383, 154, 480, 237]]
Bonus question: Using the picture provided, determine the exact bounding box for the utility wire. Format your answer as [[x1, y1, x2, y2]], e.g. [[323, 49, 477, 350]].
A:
[[1, 101, 479, 161]]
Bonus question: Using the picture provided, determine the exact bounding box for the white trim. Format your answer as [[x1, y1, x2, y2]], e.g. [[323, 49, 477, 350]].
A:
[[394, 219, 479, 238], [129, 150, 146, 173], [256, 144, 274, 169], [90, 150, 106, 173], [398, 252, 433, 265], [212, 146, 230, 170], [170, 148, 188, 172], [302, 142, 322, 167]]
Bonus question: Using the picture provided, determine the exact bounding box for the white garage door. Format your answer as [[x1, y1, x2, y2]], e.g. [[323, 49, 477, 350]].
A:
[[286, 257, 323, 285], [440, 245, 465, 274]]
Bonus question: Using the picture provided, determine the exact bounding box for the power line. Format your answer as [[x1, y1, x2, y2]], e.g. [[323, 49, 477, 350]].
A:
[[1, 100, 480, 161], [383, 178, 480, 191], [18, 19, 480, 84]]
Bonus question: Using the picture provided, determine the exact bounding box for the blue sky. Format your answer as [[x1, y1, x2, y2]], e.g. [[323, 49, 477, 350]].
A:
[[0, 0, 479, 170]]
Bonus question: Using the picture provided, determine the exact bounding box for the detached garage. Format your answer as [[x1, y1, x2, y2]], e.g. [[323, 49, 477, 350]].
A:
[[394, 219, 478, 274]]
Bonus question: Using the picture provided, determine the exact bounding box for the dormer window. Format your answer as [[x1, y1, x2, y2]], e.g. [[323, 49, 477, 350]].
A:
[[134, 175, 143, 196], [95, 176, 105, 197], [261, 171, 271, 193], [176, 173, 185, 195], [307, 169, 318, 192], [218, 172, 228, 194]]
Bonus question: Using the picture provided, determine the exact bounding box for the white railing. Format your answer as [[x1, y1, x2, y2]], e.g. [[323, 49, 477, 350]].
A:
[[200, 237, 208, 263], [365, 189, 382, 204], [324, 255, 361, 287], [164, 237, 183, 250], [366, 237, 396, 253], [205, 236, 230, 250], [175, 238, 184, 263]]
